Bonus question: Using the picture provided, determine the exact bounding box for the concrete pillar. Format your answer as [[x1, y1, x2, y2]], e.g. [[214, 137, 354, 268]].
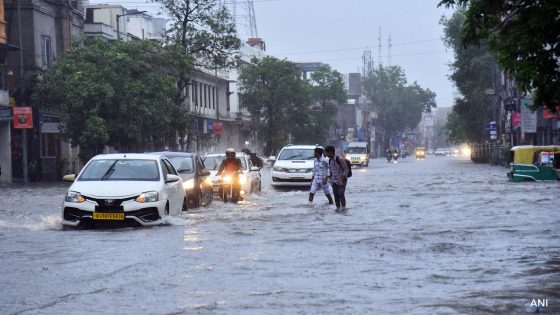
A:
[[0, 121, 12, 182]]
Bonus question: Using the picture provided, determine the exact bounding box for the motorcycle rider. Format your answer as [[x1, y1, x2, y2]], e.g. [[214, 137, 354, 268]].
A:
[[217, 148, 244, 201]]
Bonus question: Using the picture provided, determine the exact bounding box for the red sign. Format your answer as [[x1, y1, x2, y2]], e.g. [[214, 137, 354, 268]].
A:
[[511, 112, 521, 128], [13, 107, 33, 129], [213, 121, 224, 135], [543, 103, 560, 119]]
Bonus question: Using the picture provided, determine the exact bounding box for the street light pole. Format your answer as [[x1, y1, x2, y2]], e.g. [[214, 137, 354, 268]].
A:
[[116, 10, 146, 40]]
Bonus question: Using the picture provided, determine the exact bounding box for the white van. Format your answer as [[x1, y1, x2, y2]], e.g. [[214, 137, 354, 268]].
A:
[[344, 142, 369, 167], [270, 144, 318, 187]]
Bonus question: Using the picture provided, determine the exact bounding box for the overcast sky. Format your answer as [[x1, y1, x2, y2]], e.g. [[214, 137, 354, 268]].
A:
[[89, 0, 457, 107], [251, 0, 457, 107]]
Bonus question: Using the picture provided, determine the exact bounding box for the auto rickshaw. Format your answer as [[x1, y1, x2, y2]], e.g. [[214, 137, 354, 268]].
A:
[[415, 146, 426, 159], [507, 145, 560, 181]]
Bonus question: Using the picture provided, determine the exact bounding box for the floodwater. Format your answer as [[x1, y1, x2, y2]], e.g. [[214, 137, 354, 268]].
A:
[[0, 156, 558, 314]]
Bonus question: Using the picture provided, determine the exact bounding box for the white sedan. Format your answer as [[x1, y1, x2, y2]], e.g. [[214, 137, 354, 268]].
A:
[[61, 153, 186, 227]]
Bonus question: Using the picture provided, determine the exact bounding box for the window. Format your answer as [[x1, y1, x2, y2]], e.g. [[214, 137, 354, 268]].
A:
[[41, 36, 52, 68], [204, 84, 207, 108], [212, 86, 216, 109], [192, 81, 197, 107]]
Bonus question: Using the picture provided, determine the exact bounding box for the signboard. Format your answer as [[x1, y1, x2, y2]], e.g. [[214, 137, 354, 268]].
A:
[[213, 121, 224, 135], [0, 106, 12, 122], [206, 119, 213, 134], [520, 98, 536, 133], [543, 104, 560, 119], [41, 122, 63, 133], [13, 106, 33, 129], [512, 112, 521, 129], [485, 121, 497, 131]]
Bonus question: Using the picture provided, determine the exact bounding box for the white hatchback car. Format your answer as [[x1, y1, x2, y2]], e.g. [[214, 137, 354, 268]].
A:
[[61, 153, 186, 227], [203, 152, 262, 197], [270, 144, 318, 187]]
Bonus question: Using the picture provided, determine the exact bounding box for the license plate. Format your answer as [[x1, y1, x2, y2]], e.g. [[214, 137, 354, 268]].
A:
[[93, 212, 125, 220]]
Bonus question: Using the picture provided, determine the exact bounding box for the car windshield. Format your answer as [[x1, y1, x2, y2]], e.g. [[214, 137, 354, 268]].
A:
[[278, 149, 315, 160], [203, 156, 247, 170], [78, 159, 160, 181], [346, 147, 366, 154], [167, 156, 194, 173]]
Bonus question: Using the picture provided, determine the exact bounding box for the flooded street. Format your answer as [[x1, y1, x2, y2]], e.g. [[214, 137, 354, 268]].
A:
[[1, 156, 559, 314]]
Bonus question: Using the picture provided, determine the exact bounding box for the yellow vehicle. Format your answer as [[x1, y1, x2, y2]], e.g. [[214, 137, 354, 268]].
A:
[[415, 146, 426, 159], [507, 145, 560, 181]]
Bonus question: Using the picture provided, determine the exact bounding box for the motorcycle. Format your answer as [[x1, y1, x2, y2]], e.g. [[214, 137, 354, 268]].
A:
[[392, 151, 399, 163], [218, 171, 241, 203], [386, 151, 392, 163]]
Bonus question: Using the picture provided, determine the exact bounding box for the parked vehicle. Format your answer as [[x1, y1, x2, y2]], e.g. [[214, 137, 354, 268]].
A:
[[150, 151, 213, 208], [507, 145, 560, 181], [61, 153, 186, 228], [203, 152, 262, 197], [434, 148, 447, 156], [344, 142, 369, 167], [269, 144, 317, 187], [415, 146, 426, 159]]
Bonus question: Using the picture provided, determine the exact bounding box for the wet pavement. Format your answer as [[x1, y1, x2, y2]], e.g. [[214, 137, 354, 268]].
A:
[[0, 155, 559, 314]]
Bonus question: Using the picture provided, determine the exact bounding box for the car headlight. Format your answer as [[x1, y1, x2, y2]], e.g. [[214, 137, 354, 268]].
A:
[[136, 191, 158, 203], [273, 166, 285, 172], [345, 154, 350, 159], [204, 177, 212, 186], [65, 191, 85, 203], [239, 176, 247, 185], [222, 175, 232, 183], [183, 179, 195, 190]]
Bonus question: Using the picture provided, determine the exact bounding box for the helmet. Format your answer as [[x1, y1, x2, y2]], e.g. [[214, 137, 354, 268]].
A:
[[226, 148, 236, 158]]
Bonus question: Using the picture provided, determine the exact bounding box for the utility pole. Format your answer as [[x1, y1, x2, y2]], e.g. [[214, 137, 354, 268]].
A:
[[17, 0, 27, 183]]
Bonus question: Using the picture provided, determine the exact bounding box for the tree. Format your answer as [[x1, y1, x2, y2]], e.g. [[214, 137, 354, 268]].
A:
[[32, 37, 185, 162], [303, 65, 347, 144], [153, 0, 241, 149], [362, 65, 436, 145], [238, 56, 311, 155], [440, 10, 498, 143], [438, 0, 560, 111]]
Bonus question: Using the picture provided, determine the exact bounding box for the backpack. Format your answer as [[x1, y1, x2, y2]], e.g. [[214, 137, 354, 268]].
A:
[[336, 156, 352, 178]]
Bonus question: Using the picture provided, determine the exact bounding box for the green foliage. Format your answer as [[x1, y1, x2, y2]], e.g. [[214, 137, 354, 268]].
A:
[[362, 65, 436, 141], [440, 10, 498, 143], [297, 65, 347, 145], [439, 0, 560, 110], [32, 37, 186, 162], [238, 56, 311, 155], [156, 0, 241, 71]]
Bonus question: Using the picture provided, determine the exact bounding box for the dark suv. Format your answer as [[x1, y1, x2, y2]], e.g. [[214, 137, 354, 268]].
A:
[[150, 152, 213, 208]]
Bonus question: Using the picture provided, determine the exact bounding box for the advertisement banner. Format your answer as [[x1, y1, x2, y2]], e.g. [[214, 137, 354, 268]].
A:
[[13, 106, 33, 129], [213, 121, 224, 135], [520, 98, 536, 133]]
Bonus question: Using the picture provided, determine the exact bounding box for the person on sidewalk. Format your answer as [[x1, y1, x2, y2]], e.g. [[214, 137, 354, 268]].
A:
[[324, 145, 349, 210], [308, 147, 333, 206]]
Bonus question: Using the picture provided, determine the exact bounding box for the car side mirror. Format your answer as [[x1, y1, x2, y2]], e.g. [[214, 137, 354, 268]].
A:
[[200, 170, 211, 176], [166, 174, 180, 183], [63, 174, 76, 182], [269, 156, 276, 161]]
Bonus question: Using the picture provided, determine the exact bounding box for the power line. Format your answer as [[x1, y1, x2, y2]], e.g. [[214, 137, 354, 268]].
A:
[[284, 50, 445, 63], [272, 38, 442, 56]]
